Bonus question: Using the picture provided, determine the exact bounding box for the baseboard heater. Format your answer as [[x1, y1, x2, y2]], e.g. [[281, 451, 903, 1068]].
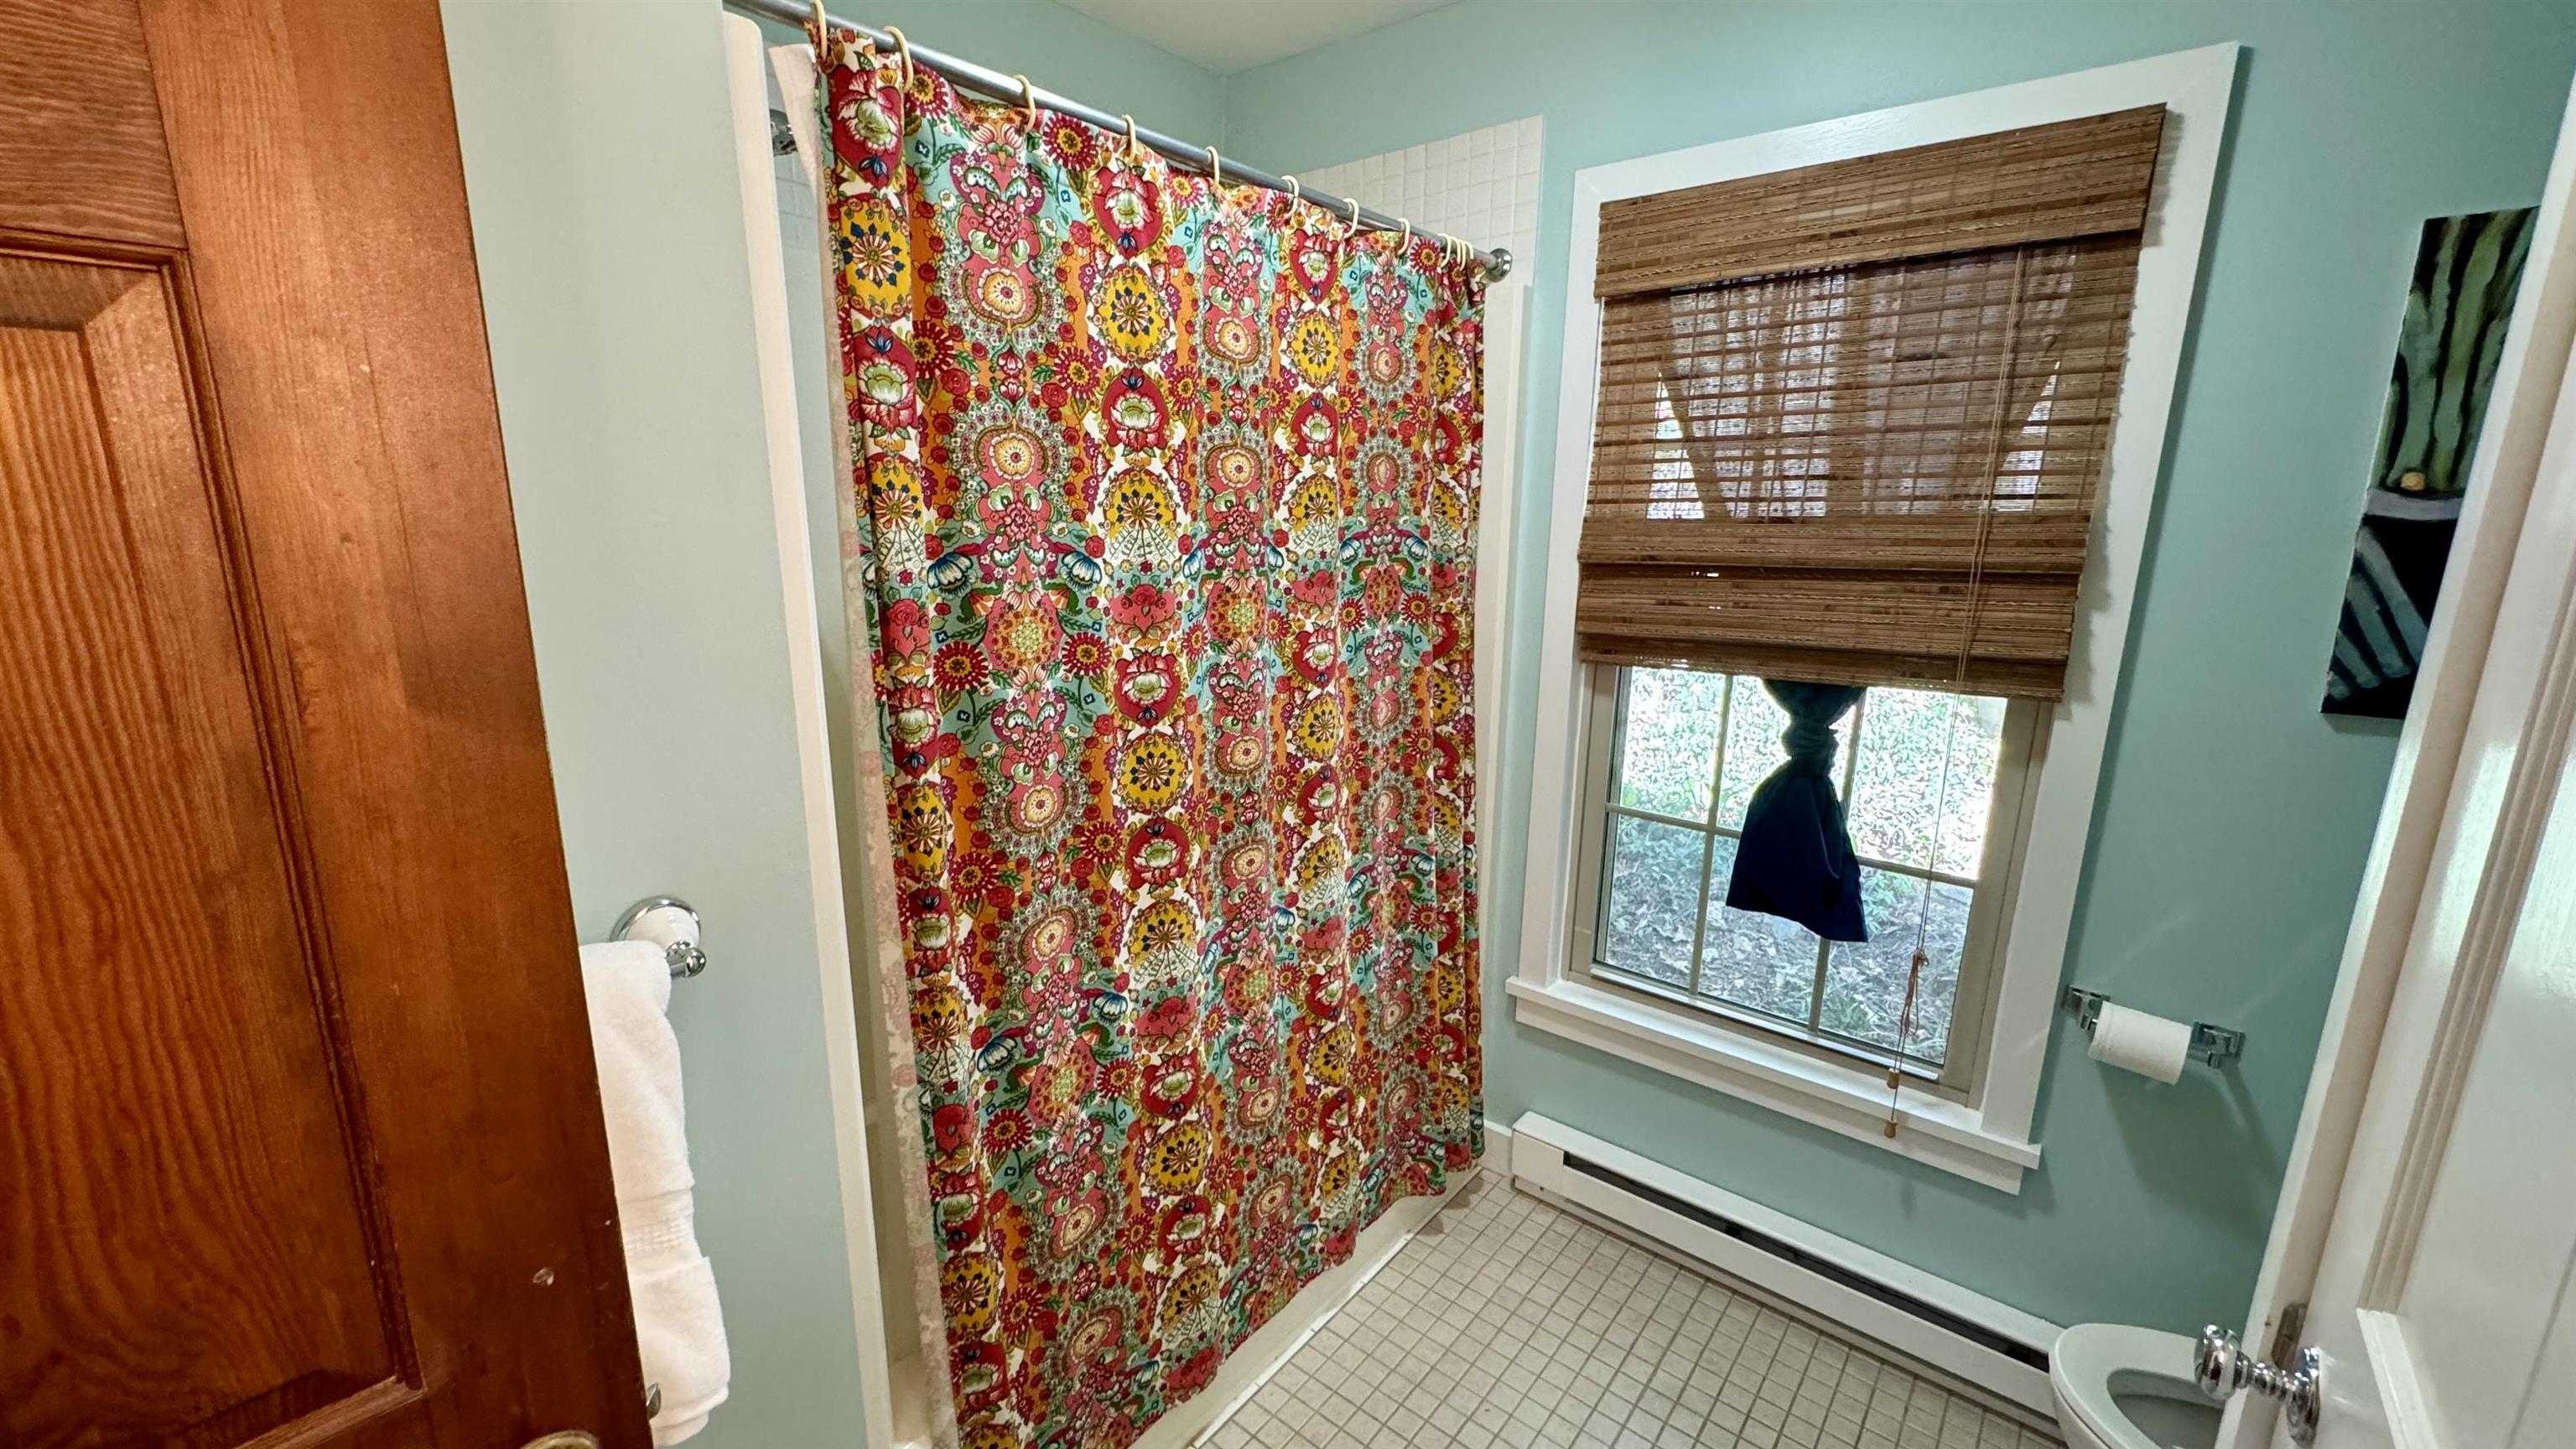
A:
[[1508, 1114, 2062, 1417]]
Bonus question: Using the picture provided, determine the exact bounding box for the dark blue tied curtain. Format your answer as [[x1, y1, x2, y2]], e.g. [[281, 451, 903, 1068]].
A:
[[1724, 681, 1869, 943]]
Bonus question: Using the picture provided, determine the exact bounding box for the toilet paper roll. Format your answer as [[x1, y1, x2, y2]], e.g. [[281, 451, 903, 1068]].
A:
[[2088, 1002, 2193, 1084]]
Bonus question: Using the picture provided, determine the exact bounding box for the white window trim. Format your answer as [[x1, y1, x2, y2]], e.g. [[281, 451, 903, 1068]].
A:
[[1514, 44, 2241, 1193]]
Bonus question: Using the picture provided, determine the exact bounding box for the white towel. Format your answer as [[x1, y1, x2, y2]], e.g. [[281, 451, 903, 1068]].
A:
[[581, 940, 730, 1445]]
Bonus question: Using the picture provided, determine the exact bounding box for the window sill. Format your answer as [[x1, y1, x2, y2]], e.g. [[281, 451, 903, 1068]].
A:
[[1505, 977, 2041, 1193]]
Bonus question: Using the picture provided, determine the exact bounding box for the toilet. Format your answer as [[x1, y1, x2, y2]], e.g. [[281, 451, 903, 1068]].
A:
[[2050, 1323, 2224, 1449]]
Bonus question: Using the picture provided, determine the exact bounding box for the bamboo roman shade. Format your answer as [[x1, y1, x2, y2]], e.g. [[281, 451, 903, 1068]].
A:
[[1580, 106, 2168, 699]]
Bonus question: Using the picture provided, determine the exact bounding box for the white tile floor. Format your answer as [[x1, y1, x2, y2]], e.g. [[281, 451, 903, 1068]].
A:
[[1206, 1178, 2059, 1449]]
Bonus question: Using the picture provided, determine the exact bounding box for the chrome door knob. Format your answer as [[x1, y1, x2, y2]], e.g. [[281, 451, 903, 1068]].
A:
[[2191, 1323, 2246, 1400], [2194, 1326, 2322, 1445]]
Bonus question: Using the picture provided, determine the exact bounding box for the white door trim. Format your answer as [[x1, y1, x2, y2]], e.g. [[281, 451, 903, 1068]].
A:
[[1477, 283, 1526, 947], [722, 21, 901, 1449]]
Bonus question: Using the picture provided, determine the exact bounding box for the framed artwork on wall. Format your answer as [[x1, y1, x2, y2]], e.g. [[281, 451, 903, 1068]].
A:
[[2324, 206, 2537, 717]]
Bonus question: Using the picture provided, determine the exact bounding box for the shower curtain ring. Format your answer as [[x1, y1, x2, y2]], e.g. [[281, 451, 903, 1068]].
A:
[[1400, 216, 1413, 250], [1120, 114, 1141, 163], [1345, 196, 1361, 231], [1012, 73, 1038, 129], [1284, 174, 1301, 205], [883, 23, 912, 87], [1205, 146, 1223, 190]]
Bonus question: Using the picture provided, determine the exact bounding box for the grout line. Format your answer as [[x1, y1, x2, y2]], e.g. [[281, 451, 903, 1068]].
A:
[[1188, 1169, 1496, 1447], [1216, 1182, 2060, 1449]]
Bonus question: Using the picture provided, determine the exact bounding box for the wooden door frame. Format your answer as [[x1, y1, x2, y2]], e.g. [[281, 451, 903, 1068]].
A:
[[2224, 73, 2576, 1449]]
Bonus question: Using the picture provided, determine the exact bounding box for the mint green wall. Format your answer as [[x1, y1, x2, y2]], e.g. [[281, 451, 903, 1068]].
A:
[[849, 0, 1225, 141], [1228, 1, 2576, 1335], [443, 6, 865, 1444], [441, 3, 1221, 1446]]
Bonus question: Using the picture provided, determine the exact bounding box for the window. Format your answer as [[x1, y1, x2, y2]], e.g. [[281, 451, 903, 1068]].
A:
[[1556, 109, 2154, 1098], [1517, 49, 2236, 1186], [1569, 667, 2042, 1097]]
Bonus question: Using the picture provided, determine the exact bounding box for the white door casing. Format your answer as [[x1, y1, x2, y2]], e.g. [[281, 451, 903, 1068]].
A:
[[2221, 72, 2576, 1449], [721, 20, 904, 1449], [1478, 282, 1527, 945]]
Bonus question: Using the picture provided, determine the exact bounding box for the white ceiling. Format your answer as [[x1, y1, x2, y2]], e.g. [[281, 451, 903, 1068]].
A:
[[1057, 0, 1460, 74]]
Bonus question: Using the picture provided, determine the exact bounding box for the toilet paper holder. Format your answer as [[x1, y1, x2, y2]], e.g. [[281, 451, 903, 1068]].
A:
[[2063, 987, 2244, 1067]]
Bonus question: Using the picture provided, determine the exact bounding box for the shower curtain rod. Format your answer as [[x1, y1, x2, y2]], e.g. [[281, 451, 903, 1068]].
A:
[[727, 0, 1512, 282]]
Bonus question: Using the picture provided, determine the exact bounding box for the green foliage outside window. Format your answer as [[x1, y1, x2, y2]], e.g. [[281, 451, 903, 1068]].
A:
[[1596, 668, 2008, 1066]]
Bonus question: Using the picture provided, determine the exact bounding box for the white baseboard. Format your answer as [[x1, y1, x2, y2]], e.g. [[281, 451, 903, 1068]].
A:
[[1485, 1116, 1516, 1181], [1509, 1114, 2061, 1418]]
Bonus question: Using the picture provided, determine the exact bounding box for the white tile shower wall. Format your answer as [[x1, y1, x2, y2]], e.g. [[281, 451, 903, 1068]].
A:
[[1302, 117, 1544, 280], [776, 153, 815, 230]]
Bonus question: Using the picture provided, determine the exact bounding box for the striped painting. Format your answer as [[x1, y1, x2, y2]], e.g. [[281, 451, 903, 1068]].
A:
[[2325, 207, 2535, 717]]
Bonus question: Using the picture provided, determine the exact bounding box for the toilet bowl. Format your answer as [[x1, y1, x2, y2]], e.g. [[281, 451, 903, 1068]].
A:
[[2051, 1323, 2224, 1449]]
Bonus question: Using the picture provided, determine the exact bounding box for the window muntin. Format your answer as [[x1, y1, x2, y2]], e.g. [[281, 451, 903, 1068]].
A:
[[1571, 666, 2042, 1096]]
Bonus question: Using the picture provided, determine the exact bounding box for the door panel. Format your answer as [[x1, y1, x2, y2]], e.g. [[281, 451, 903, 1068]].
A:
[[2379, 381, 2576, 1442], [1, 2, 643, 1446], [2516, 1278, 2576, 1447], [0, 252, 392, 1443]]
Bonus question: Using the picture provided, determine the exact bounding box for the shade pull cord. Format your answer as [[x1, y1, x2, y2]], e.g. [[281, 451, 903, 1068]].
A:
[[1954, 244, 2033, 687], [1883, 957, 1927, 1139]]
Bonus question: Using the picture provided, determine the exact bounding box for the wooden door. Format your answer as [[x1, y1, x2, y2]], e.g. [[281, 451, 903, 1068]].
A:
[[0, 2, 644, 1446], [2217, 73, 2576, 1449]]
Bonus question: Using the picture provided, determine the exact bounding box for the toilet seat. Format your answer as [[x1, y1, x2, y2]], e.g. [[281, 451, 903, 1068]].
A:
[[2051, 1323, 2212, 1449]]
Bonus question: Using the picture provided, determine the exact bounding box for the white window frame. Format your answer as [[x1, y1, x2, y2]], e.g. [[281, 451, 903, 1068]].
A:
[[1510, 44, 2239, 1194]]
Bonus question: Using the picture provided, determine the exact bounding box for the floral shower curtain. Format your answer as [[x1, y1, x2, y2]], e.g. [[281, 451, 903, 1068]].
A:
[[815, 31, 1486, 1449]]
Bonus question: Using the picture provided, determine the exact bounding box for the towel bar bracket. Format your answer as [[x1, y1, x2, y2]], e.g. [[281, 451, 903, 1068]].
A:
[[614, 895, 708, 979]]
